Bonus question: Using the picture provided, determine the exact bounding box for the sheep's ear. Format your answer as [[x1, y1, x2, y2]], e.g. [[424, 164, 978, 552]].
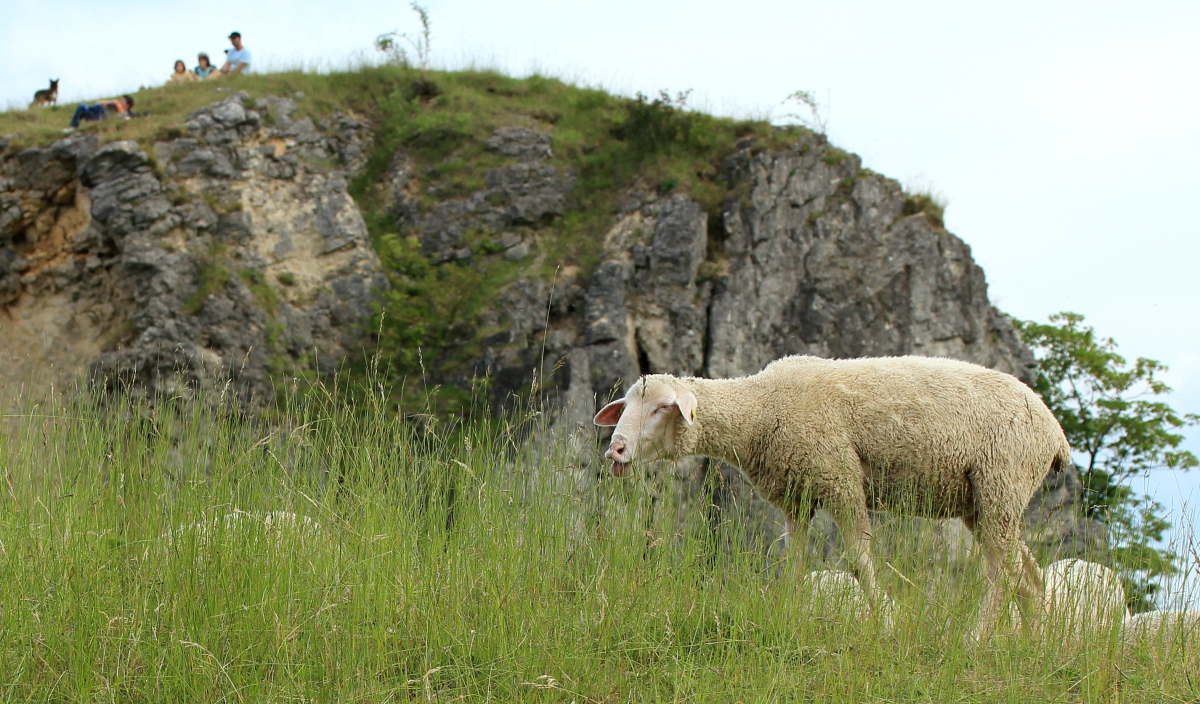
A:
[[594, 399, 625, 426], [674, 391, 697, 426]]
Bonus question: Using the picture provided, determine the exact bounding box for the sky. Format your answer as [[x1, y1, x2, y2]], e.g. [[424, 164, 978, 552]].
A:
[[3, 0, 1199, 592]]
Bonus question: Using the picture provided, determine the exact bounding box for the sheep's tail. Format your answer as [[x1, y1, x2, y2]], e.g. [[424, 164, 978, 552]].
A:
[[1050, 439, 1072, 474]]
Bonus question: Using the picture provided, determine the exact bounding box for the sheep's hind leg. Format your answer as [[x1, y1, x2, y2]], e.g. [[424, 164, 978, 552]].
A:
[[1015, 541, 1044, 635], [966, 512, 1029, 645]]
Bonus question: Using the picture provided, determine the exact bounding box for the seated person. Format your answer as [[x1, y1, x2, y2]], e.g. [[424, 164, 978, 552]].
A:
[[194, 53, 221, 79], [219, 32, 252, 75], [69, 95, 134, 128], [168, 60, 198, 83]]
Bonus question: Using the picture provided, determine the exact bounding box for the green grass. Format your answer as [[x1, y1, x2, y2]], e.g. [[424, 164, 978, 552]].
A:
[[0, 382, 1194, 702], [1, 73, 356, 151], [902, 190, 947, 230], [182, 258, 230, 315]]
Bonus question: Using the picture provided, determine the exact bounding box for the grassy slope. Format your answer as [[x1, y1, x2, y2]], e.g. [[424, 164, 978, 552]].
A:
[[0, 386, 1193, 702]]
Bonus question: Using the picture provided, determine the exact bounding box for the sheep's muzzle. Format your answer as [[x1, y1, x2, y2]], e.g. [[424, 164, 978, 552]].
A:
[[605, 439, 630, 476]]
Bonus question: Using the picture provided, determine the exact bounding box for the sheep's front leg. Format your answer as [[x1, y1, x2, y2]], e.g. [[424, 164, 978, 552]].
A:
[[838, 507, 879, 599], [837, 502, 901, 633], [817, 455, 881, 601]]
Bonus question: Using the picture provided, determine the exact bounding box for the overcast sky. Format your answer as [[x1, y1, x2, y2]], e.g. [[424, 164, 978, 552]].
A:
[[4, 0, 1199, 586]]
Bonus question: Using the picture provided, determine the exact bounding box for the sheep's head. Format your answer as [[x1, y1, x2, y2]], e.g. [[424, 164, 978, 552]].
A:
[[592, 375, 697, 476]]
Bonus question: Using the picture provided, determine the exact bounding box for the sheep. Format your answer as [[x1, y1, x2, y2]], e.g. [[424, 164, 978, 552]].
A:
[[801, 569, 867, 611], [594, 355, 1072, 641], [164, 509, 323, 550], [799, 569, 895, 634], [1040, 559, 1129, 644], [1121, 610, 1200, 666]]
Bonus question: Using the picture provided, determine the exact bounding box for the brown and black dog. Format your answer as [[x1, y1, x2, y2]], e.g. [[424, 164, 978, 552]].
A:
[[31, 79, 59, 107]]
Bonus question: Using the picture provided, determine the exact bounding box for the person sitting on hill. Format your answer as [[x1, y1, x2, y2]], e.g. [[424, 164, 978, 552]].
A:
[[219, 32, 252, 76], [168, 60, 198, 84], [195, 53, 221, 79], [67, 95, 134, 129]]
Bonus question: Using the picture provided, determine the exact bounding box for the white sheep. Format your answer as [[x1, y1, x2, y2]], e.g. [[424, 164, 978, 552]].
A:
[[594, 355, 1072, 641], [1040, 558, 1129, 644], [799, 569, 895, 634], [164, 509, 323, 550], [800, 569, 867, 610], [1121, 610, 1200, 666]]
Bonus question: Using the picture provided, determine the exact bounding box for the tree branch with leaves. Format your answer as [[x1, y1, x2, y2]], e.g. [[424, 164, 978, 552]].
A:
[[1015, 312, 1198, 610]]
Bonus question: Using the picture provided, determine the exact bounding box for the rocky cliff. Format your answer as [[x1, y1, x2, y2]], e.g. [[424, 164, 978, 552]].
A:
[[0, 87, 1104, 561], [0, 92, 384, 401]]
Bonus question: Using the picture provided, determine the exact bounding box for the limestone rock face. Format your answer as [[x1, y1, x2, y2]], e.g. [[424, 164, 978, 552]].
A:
[[487, 136, 1033, 421], [505, 134, 1034, 433], [1024, 467, 1111, 558], [0, 92, 385, 402], [485, 126, 553, 162], [708, 141, 1032, 382], [0, 132, 127, 391], [418, 126, 576, 263]]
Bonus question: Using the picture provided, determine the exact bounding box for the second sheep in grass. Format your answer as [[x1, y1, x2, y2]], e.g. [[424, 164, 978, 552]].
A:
[[1041, 558, 1129, 643], [595, 355, 1072, 641], [1122, 609, 1200, 667]]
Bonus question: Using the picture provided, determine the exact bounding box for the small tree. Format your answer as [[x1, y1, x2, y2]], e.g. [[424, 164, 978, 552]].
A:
[[1015, 312, 1198, 610], [376, 3, 432, 70]]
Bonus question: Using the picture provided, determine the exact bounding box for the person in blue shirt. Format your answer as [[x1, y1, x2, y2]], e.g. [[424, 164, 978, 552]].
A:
[[220, 32, 252, 75], [195, 53, 221, 79]]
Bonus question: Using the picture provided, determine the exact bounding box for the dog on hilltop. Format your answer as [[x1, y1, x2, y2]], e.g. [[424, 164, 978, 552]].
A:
[[31, 79, 59, 108]]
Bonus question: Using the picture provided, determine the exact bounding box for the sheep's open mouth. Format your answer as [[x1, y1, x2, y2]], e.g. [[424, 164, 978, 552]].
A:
[[610, 460, 628, 477]]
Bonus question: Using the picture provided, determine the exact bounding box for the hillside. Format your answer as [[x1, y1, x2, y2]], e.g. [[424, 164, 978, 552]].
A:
[[1, 65, 1108, 561], [1, 69, 795, 399]]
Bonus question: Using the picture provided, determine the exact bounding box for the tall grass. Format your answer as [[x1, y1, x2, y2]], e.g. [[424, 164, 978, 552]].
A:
[[0, 378, 1195, 702]]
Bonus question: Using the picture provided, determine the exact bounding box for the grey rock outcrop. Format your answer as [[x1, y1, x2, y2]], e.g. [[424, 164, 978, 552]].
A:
[[418, 127, 576, 263], [485, 126, 553, 162], [489, 133, 1034, 426], [0, 92, 385, 402], [1024, 467, 1110, 558], [708, 139, 1032, 381]]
